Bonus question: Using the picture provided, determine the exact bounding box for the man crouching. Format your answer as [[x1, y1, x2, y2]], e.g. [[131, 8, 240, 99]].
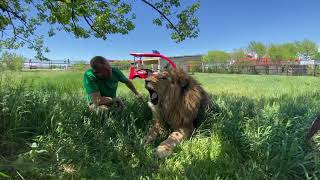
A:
[[83, 56, 143, 112]]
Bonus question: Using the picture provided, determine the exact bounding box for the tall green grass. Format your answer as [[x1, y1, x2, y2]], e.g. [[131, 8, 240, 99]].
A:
[[0, 71, 320, 179]]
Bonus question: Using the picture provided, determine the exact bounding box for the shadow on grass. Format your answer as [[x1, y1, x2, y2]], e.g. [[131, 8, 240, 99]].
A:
[[1, 83, 320, 179], [156, 93, 320, 179]]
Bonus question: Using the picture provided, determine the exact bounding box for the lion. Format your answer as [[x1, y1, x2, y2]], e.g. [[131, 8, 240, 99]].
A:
[[306, 113, 320, 140], [144, 68, 210, 158]]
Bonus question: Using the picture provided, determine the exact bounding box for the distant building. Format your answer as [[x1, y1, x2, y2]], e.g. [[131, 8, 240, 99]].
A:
[[299, 60, 315, 65]]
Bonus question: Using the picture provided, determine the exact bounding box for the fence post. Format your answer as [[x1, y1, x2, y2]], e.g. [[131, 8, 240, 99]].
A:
[[201, 62, 204, 73], [67, 59, 70, 70], [314, 64, 317, 77]]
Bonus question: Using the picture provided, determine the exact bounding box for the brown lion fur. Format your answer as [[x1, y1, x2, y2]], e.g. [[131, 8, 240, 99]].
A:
[[144, 68, 209, 158], [306, 113, 320, 140]]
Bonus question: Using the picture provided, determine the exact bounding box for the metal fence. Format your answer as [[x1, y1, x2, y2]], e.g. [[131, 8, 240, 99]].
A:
[[22, 59, 320, 77], [188, 63, 320, 76], [23, 60, 130, 71], [109, 62, 320, 76], [23, 59, 72, 70]]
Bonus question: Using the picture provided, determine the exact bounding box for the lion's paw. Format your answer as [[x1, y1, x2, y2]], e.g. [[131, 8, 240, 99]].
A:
[[155, 145, 172, 159], [143, 136, 152, 143]]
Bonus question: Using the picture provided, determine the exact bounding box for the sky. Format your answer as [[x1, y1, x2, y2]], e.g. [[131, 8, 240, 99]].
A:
[[8, 0, 320, 61]]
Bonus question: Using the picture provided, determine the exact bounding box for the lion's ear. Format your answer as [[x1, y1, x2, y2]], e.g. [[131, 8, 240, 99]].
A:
[[177, 70, 189, 88]]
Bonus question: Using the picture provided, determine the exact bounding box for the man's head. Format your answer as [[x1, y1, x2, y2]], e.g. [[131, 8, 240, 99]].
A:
[[90, 56, 112, 80]]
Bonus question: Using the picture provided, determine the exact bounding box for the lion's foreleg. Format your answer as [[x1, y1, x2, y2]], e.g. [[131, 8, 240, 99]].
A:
[[155, 127, 193, 158], [144, 119, 163, 143]]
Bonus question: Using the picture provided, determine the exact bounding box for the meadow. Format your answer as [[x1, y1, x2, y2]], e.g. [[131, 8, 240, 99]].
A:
[[1, 70, 320, 179]]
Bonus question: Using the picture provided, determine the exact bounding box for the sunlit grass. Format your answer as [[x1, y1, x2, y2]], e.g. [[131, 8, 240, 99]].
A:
[[1, 70, 320, 179]]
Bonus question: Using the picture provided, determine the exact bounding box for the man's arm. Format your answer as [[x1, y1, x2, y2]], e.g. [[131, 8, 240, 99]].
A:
[[113, 68, 143, 100], [125, 80, 140, 96]]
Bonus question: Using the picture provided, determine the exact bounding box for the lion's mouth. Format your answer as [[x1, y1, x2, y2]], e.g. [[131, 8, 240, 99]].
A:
[[147, 89, 158, 105]]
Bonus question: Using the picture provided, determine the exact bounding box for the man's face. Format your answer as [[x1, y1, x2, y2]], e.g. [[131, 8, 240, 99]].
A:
[[93, 63, 112, 80]]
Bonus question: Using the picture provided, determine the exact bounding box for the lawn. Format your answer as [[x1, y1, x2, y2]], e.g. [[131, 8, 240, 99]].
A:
[[1, 70, 320, 179]]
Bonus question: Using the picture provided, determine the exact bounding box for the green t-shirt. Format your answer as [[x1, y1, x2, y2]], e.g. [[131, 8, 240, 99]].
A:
[[83, 67, 129, 103]]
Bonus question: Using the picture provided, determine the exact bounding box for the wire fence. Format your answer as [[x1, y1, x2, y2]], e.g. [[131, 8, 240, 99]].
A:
[[187, 63, 320, 76], [22, 60, 320, 77], [23, 59, 72, 70], [104, 62, 320, 77]]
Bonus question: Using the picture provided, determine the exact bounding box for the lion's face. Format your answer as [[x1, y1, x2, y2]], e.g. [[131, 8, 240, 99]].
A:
[[145, 72, 170, 105], [145, 69, 190, 106]]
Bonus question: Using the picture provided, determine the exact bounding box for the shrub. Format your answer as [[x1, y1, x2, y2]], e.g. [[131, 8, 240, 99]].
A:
[[0, 51, 25, 71], [71, 60, 88, 71]]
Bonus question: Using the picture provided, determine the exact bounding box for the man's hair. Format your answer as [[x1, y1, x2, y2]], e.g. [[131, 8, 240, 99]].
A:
[[90, 56, 111, 70]]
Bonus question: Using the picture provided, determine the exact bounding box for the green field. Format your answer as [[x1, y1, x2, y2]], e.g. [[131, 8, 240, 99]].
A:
[[1, 71, 320, 179]]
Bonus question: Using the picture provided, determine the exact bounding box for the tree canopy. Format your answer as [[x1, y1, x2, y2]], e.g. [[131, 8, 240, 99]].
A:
[[203, 39, 319, 65], [315, 52, 320, 60], [246, 40, 319, 62], [247, 41, 267, 58], [295, 39, 319, 60], [0, 51, 25, 70], [0, 0, 200, 60], [202, 50, 230, 63], [267, 43, 298, 63], [230, 48, 246, 62]]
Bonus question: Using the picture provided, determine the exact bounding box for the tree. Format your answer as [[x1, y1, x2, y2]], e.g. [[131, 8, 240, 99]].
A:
[[230, 48, 246, 62], [315, 52, 320, 60], [247, 41, 267, 58], [267, 44, 283, 63], [295, 39, 318, 60], [280, 42, 298, 61], [202, 50, 230, 63], [268, 44, 286, 63], [267, 43, 298, 63], [0, 51, 26, 71], [0, 0, 200, 60]]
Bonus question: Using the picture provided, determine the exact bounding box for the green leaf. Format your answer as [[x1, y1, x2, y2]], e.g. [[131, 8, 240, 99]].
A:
[[1, 0, 201, 60], [0, 172, 10, 178]]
